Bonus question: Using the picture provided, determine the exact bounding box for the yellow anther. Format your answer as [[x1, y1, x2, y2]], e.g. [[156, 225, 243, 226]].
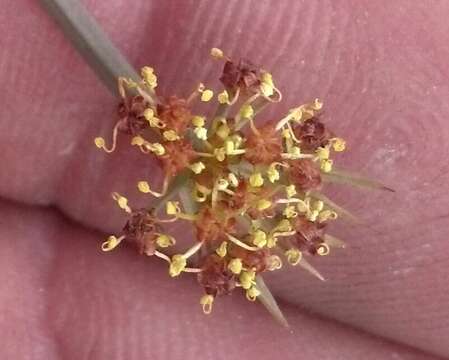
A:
[[216, 179, 229, 191], [137, 181, 151, 194], [228, 173, 239, 187], [285, 184, 297, 198], [94, 137, 105, 149], [249, 173, 264, 187], [193, 126, 208, 140], [148, 117, 165, 129], [217, 90, 230, 104], [285, 248, 302, 265], [213, 147, 226, 162], [317, 243, 330, 256], [143, 108, 154, 121], [246, 286, 261, 301], [147, 143, 165, 156], [307, 209, 319, 222], [287, 146, 301, 159], [224, 139, 235, 154], [267, 255, 283, 271], [229, 134, 243, 148], [111, 192, 131, 213], [312, 98, 323, 110], [216, 241, 228, 258], [216, 123, 230, 139], [189, 162, 206, 174], [163, 130, 180, 141], [253, 229, 267, 248], [239, 270, 256, 290], [318, 210, 338, 223], [289, 107, 304, 121], [131, 136, 145, 146], [228, 258, 243, 274], [192, 115, 205, 127], [283, 205, 298, 219], [296, 199, 310, 213], [141, 66, 158, 89], [282, 128, 291, 139], [240, 104, 254, 119], [312, 200, 324, 212], [166, 201, 180, 215], [201, 89, 214, 102], [332, 137, 346, 152], [316, 146, 330, 160], [210, 47, 224, 59], [260, 72, 274, 97], [257, 199, 272, 211], [267, 164, 280, 183], [320, 159, 333, 173], [156, 234, 176, 248], [266, 236, 277, 248], [101, 235, 124, 252], [169, 254, 187, 277], [276, 219, 292, 232], [200, 294, 215, 314]]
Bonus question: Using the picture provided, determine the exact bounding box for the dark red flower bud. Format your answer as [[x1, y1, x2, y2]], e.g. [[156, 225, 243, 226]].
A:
[[293, 216, 326, 255], [293, 117, 333, 151], [122, 208, 159, 255], [220, 58, 261, 92], [244, 123, 282, 165], [287, 158, 322, 191], [195, 206, 236, 243], [197, 254, 236, 296], [157, 96, 192, 136], [117, 95, 149, 135]]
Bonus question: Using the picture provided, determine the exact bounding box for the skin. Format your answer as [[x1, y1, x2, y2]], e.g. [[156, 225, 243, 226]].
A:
[[1, 0, 448, 358]]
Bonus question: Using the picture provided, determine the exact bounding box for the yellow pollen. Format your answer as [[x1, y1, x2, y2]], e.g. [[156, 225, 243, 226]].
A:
[[246, 286, 261, 301], [163, 130, 180, 141], [240, 104, 254, 119], [253, 229, 267, 248], [101, 235, 124, 252], [166, 201, 180, 215], [285, 248, 302, 265], [267, 164, 280, 183], [267, 255, 283, 271], [200, 294, 215, 314], [141, 66, 158, 89], [169, 254, 187, 277], [111, 192, 131, 213], [189, 162, 206, 174], [210, 47, 224, 59], [131, 136, 145, 146], [156, 234, 176, 248], [332, 138, 346, 152], [312, 200, 324, 212], [216, 123, 230, 139], [249, 173, 264, 187], [218, 90, 230, 104], [143, 108, 154, 120], [201, 89, 214, 102], [257, 199, 272, 211], [283, 205, 298, 218], [285, 184, 297, 198], [316, 146, 330, 160], [317, 243, 330, 256], [137, 181, 151, 193], [239, 270, 256, 290], [214, 147, 226, 162], [318, 210, 338, 223], [228, 258, 243, 274], [215, 241, 228, 258], [94, 137, 105, 149], [192, 115, 205, 127], [320, 159, 333, 173], [193, 126, 208, 140]]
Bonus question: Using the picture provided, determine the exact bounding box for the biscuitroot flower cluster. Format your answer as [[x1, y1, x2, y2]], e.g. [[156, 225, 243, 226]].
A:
[[95, 48, 349, 315]]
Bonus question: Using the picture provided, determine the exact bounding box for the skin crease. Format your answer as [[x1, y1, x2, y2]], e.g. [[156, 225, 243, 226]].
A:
[[0, 0, 448, 358]]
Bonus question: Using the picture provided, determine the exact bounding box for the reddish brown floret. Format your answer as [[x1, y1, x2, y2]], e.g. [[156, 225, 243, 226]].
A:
[[244, 123, 282, 165], [122, 208, 160, 255], [195, 206, 236, 243], [117, 95, 149, 135], [157, 96, 192, 136], [293, 117, 333, 151], [293, 216, 326, 255], [197, 254, 236, 296], [220, 58, 261, 92], [160, 140, 196, 177], [229, 246, 271, 273], [287, 158, 322, 191]]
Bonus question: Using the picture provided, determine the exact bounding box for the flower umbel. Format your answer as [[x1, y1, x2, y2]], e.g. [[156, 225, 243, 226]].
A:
[[95, 47, 360, 318]]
